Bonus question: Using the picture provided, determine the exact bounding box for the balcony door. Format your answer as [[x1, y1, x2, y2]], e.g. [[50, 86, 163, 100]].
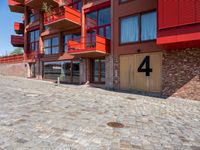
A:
[[86, 7, 111, 40]]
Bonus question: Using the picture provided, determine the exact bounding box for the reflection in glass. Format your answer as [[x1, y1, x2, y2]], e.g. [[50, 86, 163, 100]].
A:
[[43, 61, 80, 83]]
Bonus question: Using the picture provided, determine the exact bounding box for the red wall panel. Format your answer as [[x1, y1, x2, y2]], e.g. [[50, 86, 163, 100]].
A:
[[179, 0, 195, 25], [158, 0, 164, 29], [162, 0, 179, 28], [196, 0, 200, 22]]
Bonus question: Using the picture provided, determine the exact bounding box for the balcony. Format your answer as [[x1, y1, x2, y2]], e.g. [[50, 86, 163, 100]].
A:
[[44, 5, 81, 30], [67, 35, 110, 57], [14, 22, 24, 34], [11, 35, 24, 47], [25, 0, 58, 8], [8, 0, 24, 13]]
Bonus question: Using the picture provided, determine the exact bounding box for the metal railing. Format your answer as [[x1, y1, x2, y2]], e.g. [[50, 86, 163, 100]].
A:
[[0, 54, 24, 64]]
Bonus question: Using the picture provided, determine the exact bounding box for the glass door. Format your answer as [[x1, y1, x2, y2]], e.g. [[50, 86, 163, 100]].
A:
[[92, 59, 105, 83]]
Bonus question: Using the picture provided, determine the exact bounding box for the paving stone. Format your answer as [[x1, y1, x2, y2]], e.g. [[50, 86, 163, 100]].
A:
[[0, 75, 200, 149]]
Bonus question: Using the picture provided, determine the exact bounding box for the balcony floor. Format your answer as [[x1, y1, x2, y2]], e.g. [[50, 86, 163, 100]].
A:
[[45, 18, 81, 31]]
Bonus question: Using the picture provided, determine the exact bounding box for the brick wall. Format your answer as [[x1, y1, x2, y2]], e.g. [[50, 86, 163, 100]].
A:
[[162, 48, 200, 100], [0, 62, 29, 78]]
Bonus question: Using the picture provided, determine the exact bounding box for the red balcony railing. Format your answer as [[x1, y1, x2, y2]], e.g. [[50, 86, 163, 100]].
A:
[[44, 5, 81, 29], [14, 22, 24, 34], [0, 54, 24, 64], [8, 0, 24, 13], [67, 35, 110, 57], [11, 35, 24, 47]]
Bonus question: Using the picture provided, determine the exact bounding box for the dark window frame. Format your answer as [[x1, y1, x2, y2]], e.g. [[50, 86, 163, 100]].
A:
[[91, 58, 105, 83], [28, 29, 40, 52], [119, 10, 157, 45], [63, 33, 81, 52], [28, 9, 39, 24], [43, 36, 59, 55], [86, 7, 111, 46]]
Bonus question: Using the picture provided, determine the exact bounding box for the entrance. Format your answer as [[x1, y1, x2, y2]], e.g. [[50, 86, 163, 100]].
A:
[[120, 52, 162, 92], [92, 59, 105, 83]]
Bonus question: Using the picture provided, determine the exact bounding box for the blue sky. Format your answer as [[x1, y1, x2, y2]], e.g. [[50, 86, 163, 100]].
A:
[[0, 1, 22, 56]]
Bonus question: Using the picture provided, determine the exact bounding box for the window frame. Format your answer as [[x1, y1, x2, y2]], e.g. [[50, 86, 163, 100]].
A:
[[43, 36, 59, 55], [28, 9, 39, 24], [86, 6, 111, 44], [28, 29, 40, 52], [119, 10, 157, 45], [63, 33, 81, 52]]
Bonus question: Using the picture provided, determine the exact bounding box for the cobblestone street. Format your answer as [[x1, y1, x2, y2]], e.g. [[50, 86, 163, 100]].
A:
[[0, 76, 199, 150]]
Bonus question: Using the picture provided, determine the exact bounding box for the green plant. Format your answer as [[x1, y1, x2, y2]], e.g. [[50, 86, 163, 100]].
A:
[[41, 2, 53, 13]]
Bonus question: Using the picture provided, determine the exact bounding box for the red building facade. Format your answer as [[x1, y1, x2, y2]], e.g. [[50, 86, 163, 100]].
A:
[[8, 0, 200, 100]]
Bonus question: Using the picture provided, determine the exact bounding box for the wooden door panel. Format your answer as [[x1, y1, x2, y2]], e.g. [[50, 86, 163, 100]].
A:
[[120, 52, 162, 93], [149, 52, 162, 92]]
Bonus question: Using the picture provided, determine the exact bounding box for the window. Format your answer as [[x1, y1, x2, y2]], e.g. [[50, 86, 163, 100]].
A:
[[43, 61, 80, 83], [28, 9, 39, 23], [86, 7, 111, 42], [44, 36, 59, 55], [141, 11, 157, 41], [120, 16, 139, 43], [120, 11, 157, 44], [28, 30, 40, 51], [68, 0, 82, 12], [63, 33, 81, 52]]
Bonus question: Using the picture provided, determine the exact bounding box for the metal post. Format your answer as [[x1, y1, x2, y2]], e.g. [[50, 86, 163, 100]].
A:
[[57, 77, 60, 86]]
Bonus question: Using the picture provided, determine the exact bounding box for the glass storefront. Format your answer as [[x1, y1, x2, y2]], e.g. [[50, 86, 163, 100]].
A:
[[43, 60, 80, 83]]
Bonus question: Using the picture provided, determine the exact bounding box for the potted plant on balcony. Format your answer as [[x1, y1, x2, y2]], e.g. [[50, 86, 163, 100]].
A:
[[42, 2, 53, 22]]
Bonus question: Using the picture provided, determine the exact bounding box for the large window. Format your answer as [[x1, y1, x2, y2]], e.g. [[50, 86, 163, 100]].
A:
[[86, 7, 111, 40], [120, 11, 157, 44], [44, 36, 59, 55], [120, 16, 139, 43], [141, 11, 157, 41], [28, 30, 39, 51], [43, 61, 80, 83], [63, 33, 81, 52]]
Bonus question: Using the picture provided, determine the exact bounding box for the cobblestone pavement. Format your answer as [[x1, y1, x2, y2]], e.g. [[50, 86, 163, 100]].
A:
[[0, 76, 200, 150]]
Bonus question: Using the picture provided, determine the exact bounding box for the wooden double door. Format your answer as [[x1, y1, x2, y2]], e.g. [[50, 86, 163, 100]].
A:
[[120, 52, 162, 93]]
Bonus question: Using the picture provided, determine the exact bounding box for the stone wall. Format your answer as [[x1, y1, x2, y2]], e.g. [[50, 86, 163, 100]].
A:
[[105, 55, 114, 89], [113, 56, 120, 89], [162, 48, 200, 100], [0, 62, 29, 78]]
